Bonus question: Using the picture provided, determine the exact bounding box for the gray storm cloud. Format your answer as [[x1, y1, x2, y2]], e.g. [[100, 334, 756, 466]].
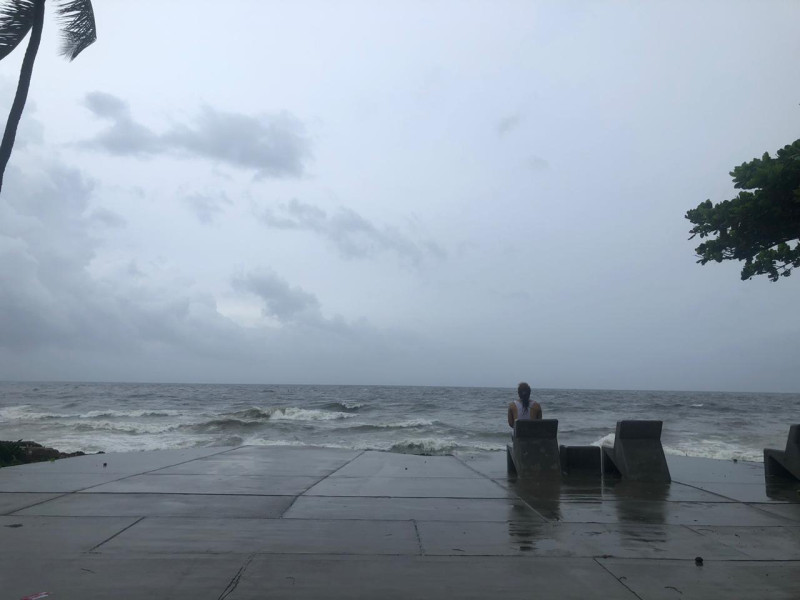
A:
[[0, 161, 238, 358], [183, 191, 232, 224], [258, 198, 446, 264], [496, 113, 523, 136], [232, 270, 322, 323], [81, 92, 311, 178], [0, 160, 415, 384]]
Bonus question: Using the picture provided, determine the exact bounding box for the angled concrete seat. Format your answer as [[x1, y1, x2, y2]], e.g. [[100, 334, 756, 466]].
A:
[[506, 419, 560, 479], [560, 445, 601, 478], [601, 420, 671, 483], [764, 424, 800, 481]]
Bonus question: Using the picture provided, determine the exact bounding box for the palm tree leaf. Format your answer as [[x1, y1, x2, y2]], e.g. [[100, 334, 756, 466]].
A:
[[0, 0, 36, 62], [54, 0, 96, 61]]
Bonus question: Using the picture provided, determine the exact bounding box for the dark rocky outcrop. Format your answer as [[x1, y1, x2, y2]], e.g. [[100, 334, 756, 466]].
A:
[[0, 440, 85, 468]]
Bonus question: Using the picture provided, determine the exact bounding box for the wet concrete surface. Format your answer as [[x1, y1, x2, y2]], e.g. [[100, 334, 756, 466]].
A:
[[0, 555, 245, 600], [154, 446, 359, 477], [303, 474, 509, 498], [517, 498, 790, 525], [328, 450, 480, 478], [599, 558, 800, 600], [0, 515, 141, 557], [750, 501, 800, 522], [683, 524, 800, 559], [86, 473, 323, 495], [0, 492, 62, 514], [95, 516, 421, 555], [0, 446, 798, 599], [283, 495, 545, 521], [8, 447, 236, 475], [416, 520, 751, 558], [16, 492, 295, 518], [0, 472, 132, 493], [225, 555, 640, 600]]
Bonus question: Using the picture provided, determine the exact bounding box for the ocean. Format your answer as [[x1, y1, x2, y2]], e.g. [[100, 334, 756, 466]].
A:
[[0, 382, 797, 462]]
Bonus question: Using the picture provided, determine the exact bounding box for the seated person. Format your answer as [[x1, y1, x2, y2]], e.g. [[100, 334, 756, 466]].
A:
[[507, 381, 542, 430]]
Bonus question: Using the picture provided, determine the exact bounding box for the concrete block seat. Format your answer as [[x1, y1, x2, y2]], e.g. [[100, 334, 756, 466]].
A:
[[601, 420, 671, 483], [764, 424, 800, 481], [506, 419, 560, 479], [559, 445, 601, 477]]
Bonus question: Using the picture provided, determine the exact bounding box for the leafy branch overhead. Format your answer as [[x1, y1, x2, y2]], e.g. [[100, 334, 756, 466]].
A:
[[0, 0, 95, 61], [686, 139, 800, 282], [0, 0, 97, 194]]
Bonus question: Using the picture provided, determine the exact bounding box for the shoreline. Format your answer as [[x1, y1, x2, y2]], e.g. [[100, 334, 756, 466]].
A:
[[0, 438, 770, 467]]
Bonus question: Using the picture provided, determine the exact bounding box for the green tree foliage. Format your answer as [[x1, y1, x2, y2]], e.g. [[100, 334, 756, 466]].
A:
[[686, 140, 800, 282], [0, 0, 96, 193]]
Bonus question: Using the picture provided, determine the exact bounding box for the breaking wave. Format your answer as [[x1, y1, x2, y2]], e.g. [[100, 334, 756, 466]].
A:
[[321, 401, 364, 412], [664, 440, 762, 463], [341, 418, 437, 432], [388, 438, 504, 456], [228, 406, 353, 422], [1, 384, 789, 461], [0, 406, 183, 421]]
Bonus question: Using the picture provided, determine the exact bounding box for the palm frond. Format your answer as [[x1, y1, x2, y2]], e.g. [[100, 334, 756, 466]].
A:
[[0, 0, 36, 61], [54, 0, 95, 61]]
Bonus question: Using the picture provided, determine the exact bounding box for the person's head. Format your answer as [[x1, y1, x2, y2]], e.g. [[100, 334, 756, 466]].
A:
[[517, 382, 531, 409]]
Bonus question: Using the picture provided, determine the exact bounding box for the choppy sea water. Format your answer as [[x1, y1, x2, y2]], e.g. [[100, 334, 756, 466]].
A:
[[0, 382, 797, 462]]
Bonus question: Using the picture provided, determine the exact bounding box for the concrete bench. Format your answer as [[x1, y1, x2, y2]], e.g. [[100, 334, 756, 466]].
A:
[[506, 419, 560, 479], [601, 420, 671, 483], [560, 445, 601, 477], [764, 424, 800, 481]]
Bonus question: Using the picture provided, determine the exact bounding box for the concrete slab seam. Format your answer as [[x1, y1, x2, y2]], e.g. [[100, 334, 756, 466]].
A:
[[600, 557, 800, 563], [452, 454, 510, 490], [453, 457, 551, 519], [672, 480, 743, 502], [592, 557, 645, 599], [87, 516, 146, 552], [743, 503, 800, 523], [685, 524, 800, 534], [218, 552, 256, 600], [76, 491, 300, 497], [126, 446, 248, 477], [4, 492, 70, 515], [283, 450, 367, 516], [412, 519, 424, 555]]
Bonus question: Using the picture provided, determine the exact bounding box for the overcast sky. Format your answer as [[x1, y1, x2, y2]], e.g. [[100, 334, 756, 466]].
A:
[[1, 0, 799, 392]]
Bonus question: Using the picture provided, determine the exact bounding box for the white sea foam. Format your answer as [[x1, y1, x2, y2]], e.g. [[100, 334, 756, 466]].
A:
[[591, 433, 616, 447], [246, 439, 313, 447], [267, 407, 352, 422], [0, 405, 78, 421], [347, 418, 436, 429], [664, 440, 762, 463], [0, 406, 183, 422], [82, 409, 183, 419], [2, 383, 788, 460], [387, 438, 504, 455], [71, 420, 178, 435], [340, 401, 364, 410]]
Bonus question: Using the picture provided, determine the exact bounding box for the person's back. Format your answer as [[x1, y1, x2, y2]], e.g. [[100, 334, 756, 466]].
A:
[[508, 381, 542, 429]]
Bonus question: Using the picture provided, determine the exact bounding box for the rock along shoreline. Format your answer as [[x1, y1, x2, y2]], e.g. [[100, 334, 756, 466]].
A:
[[0, 440, 92, 468]]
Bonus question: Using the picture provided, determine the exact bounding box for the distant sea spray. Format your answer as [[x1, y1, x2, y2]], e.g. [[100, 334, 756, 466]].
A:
[[0, 382, 797, 462]]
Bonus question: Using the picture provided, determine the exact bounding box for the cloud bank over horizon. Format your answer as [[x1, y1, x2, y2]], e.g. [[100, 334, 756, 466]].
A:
[[1, 1, 799, 392]]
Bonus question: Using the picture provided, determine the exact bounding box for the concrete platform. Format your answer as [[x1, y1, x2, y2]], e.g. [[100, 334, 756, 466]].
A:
[[1, 446, 799, 599]]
